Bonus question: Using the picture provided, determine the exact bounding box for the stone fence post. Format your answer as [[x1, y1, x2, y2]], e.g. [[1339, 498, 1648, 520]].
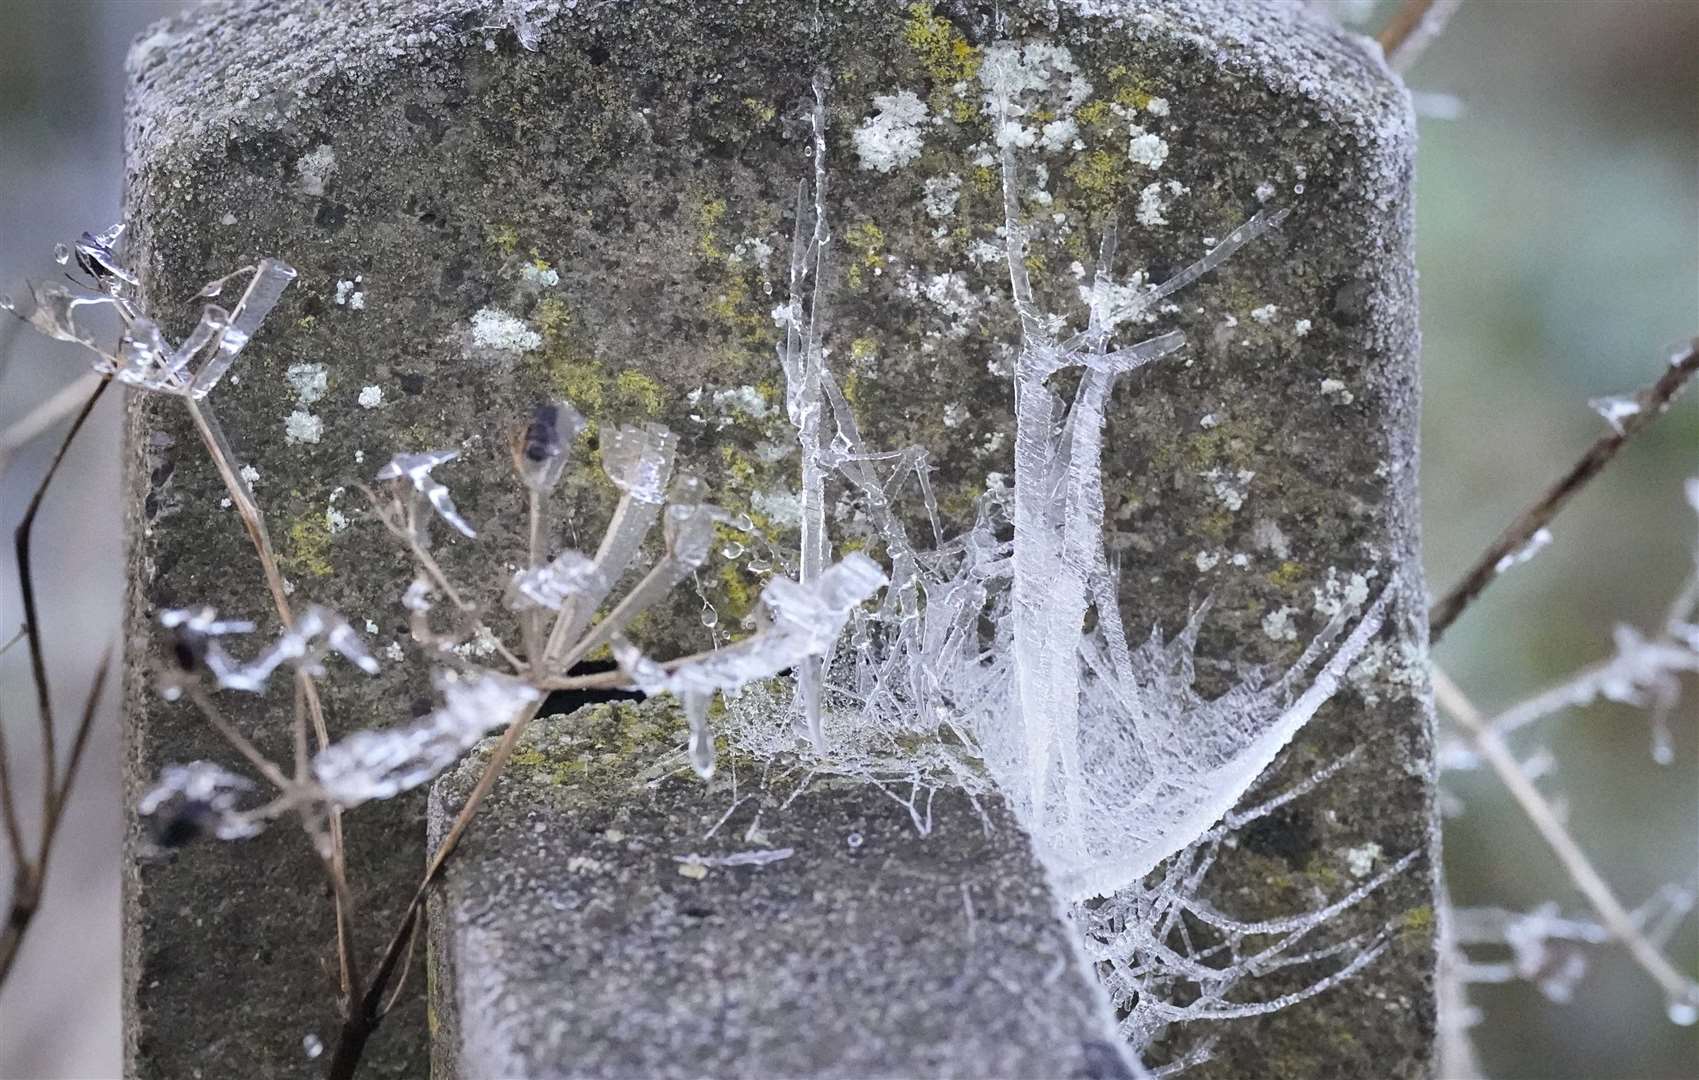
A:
[[122, 1, 1434, 1077]]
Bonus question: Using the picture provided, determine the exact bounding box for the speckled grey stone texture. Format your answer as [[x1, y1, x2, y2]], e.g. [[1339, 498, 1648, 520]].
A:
[[428, 699, 1133, 1079], [122, 1, 1434, 1077]]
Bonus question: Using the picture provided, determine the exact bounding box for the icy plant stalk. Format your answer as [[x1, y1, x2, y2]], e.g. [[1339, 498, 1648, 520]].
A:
[[776, 75, 837, 755]]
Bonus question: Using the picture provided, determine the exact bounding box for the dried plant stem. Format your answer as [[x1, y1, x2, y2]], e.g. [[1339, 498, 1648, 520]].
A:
[[0, 370, 104, 485], [1433, 666, 1697, 1004], [188, 688, 294, 792], [182, 395, 356, 998], [0, 648, 111, 989], [327, 696, 546, 1079], [13, 378, 109, 823], [1429, 339, 1699, 643]]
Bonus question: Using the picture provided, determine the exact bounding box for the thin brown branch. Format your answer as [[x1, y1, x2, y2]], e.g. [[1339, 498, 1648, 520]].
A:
[[40, 646, 112, 859], [1434, 666, 1698, 1005], [0, 646, 111, 989], [13, 376, 110, 827], [1429, 339, 1699, 644]]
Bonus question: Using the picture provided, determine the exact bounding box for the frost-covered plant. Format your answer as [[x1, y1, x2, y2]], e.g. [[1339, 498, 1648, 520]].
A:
[[5, 221, 884, 1073], [1432, 475, 1699, 1069]]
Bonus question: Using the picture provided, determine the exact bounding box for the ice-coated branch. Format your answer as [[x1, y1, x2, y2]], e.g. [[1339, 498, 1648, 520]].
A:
[[310, 671, 541, 808], [1434, 666, 1699, 1023], [1429, 338, 1699, 642]]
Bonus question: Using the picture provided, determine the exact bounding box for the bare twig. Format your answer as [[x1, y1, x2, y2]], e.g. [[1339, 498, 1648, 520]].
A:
[[12, 376, 110, 828], [1429, 339, 1699, 643], [0, 646, 112, 988], [1434, 666, 1698, 1006], [0, 370, 105, 485]]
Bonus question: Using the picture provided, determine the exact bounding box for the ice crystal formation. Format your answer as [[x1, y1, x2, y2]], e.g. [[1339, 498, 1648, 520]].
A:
[[22, 39, 1416, 1071]]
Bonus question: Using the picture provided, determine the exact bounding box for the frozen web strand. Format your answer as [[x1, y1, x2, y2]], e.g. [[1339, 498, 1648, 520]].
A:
[[310, 670, 540, 807], [672, 848, 795, 869], [615, 553, 888, 778]]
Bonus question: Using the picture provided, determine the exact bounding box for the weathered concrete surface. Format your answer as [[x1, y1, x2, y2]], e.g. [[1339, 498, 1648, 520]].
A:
[[123, 0, 1433, 1076], [428, 699, 1133, 1079]]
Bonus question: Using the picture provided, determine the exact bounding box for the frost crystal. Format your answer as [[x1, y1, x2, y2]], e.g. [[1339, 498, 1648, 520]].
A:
[[311, 671, 540, 807], [1588, 393, 1641, 434], [13, 251, 296, 399], [375, 449, 477, 539], [139, 762, 262, 845], [1494, 527, 1552, 574]]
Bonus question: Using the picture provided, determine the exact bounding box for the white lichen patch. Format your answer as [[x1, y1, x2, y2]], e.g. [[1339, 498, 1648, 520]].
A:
[[1145, 96, 1171, 117], [357, 385, 384, 409], [1250, 304, 1279, 324], [1127, 127, 1169, 169], [520, 262, 560, 287], [728, 237, 773, 267], [1262, 606, 1298, 642], [466, 306, 541, 356], [382, 641, 405, 663], [285, 409, 324, 445], [1344, 842, 1383, 879], [1294, 318, 1313, 337], [1320, 377, 1355, 404], [239, 464, 262, 487], [325, 487, 349, 534], [1252, 517, 1291, 559], [1312, 566, 1377, 619], [1195, 550, 1220, 572], [852, 90, 928, 173], [909, 272, 982, 336], [453, 625, 502, 660], [979, 41, 1091, 149], [711, 385, 770, 422], [1202, 467, 1254, 512], [922, 174, 962, 220], [1254, 179, 1276, 203], [295, 144, 336, 197], [1348, 637, 1427, 706], [1136, 180, 1187, 227], [1040, 116, 1081, 152], [286, 363, 328, 405], [334, 277, 365, 309]]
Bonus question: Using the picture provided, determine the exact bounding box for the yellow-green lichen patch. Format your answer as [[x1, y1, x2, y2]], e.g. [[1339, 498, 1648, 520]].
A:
[[693, 196, 728, 261], [285, 514, 336, 578], [484, 222, 520, 257], [843, 221, 887, 290], [612, 370, 664, 417], [902, 3, 980, 85], [1399, 904, 1434, 947]]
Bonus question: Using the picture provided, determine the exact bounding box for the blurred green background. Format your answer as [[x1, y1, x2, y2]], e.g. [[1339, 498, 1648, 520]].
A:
[[1, 1, 1694, 1077]]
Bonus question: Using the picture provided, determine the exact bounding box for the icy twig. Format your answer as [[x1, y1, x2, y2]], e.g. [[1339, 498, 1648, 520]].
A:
[[1429, 338, 1699, 642], [1376, 0, 1464, 73], [1434, 666, 1699, 1019]]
